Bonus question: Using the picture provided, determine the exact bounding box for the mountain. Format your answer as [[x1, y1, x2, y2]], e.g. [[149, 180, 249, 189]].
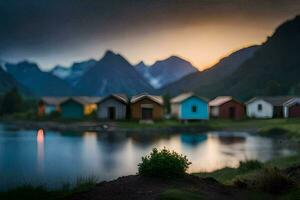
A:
[[161, 45, 259, 95], [74, 51, 154, 96], [0, 66, 30, 95], [135, 61, 148, 74], [198, 15, 300, 100], [50, 59, 97, 85], [4, 61, 74, 96], [164, 15, 300, 100], [136, 56, 198, 89]]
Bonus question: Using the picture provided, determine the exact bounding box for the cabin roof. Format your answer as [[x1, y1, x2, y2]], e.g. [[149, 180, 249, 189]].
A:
[[209, 96, 233, 107], [99, 94, 128, 104], [283, 97, 300, 106], [61, 96, 102, 106], [131, 93, 164, 105], [40, 97, 69, 106], [170, 92, 208, 103], [246, 96, 294, 106]]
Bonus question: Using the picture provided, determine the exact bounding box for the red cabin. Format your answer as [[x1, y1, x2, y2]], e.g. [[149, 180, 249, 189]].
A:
[[209, 96, 245, 120]]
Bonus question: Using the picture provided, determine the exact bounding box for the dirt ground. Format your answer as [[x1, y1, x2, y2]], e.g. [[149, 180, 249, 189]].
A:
[[66, 175, 247, 200]]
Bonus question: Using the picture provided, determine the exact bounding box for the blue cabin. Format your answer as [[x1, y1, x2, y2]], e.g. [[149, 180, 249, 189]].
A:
[[170, 93, 209, 120], [60, 98, 84, 119], [60, 97, 100, 119]]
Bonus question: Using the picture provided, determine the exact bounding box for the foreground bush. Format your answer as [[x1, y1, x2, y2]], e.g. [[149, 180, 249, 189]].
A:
[[138, 148, 191, 178]]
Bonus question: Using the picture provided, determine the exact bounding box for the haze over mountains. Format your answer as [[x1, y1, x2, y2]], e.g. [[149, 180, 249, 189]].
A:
[[135, 56, 197, 88], [0, 15, 300, 100], [4, 61, 74, 96], [50, 59, 97, 86]]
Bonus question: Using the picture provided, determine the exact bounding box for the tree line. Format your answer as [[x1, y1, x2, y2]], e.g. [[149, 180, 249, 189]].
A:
[[0, 88, 36, 116]]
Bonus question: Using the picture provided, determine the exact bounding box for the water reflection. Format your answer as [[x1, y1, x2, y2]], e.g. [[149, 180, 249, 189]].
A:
[[181, 133, 208, 146], [0, 127, 297, 190], [37, 129, 44, 174]]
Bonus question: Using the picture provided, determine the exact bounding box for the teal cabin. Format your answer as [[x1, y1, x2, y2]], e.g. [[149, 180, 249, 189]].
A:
[[60, 98, 85, 119], [170, 93, 209, 120]]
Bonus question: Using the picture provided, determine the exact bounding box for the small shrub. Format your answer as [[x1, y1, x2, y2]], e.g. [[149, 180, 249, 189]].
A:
[[255, 167, 296, 193], [138, 148, 191, 178], [238, 160, 263, 172]]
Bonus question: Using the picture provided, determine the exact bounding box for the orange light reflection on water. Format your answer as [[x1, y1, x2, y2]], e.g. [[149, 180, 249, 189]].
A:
[[37, 129, 45, 174]]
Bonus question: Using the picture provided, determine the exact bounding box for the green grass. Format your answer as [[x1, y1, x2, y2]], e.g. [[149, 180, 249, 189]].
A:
[[4, 117, 300, 139], [194, 162, 262, 184], [194, 155, 300, 184], [0, 176, 97, 200], [160, 188, 277, 200], [118, 118, 300, 138], [117, 119, 208, 129], [205, 119, 300, 134], [265, 154, 300, 169], [160, 189, 203, 200]]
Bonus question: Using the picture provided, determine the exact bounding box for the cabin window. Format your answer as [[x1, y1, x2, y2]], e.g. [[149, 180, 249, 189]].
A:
[[257, 104, 262, 111], [192, 105, 197, 113]]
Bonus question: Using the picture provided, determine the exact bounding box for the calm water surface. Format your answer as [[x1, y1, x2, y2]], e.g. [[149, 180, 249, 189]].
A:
[[0, 123, 296, 190]]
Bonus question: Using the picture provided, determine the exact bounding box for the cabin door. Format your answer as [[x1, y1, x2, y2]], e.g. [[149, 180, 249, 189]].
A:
[[273, 106, 283, 118], [108, 107, 116, 120], [229, 107, 236, 119], [142, 108, 153, 120]]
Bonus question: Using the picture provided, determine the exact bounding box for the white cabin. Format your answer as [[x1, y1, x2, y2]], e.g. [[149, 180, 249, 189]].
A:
[[246, 97, 293, 118], [246, 99, 273, 118]]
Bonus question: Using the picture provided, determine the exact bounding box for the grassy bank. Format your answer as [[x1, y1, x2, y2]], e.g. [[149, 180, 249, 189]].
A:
[[0, 176, 97, 200], [195, 154, 300, 184], [3, 118, 300, 139], [119, 118, 300, 138], [162, 155, 300, 200]]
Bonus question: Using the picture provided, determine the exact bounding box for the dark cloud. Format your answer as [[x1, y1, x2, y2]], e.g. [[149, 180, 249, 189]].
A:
[[0, 0, 299, 69]]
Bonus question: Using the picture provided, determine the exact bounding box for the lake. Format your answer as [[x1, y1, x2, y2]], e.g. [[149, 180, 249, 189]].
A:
[[0, 123, 296, 190]]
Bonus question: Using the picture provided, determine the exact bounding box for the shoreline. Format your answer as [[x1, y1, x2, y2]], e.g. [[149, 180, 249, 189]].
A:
[[2, 118, 300, 135], [1, 119, 215, 133]]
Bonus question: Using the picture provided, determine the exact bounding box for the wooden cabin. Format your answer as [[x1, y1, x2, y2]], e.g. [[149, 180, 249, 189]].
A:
[[60, 97, 101, 119], [130, 93, 164, 121], [246, 96, 293, 118], [170, 92, 209, 121], [209, 96, 245, 120], [283, 97, 300, 118], [97, 94, 128, 120], [38, 97, 68, 117]]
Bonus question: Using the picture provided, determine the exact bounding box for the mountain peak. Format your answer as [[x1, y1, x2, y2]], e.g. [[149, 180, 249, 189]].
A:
[[137, 61, 145, 66], [6, 61, 41, 72], [136, 61, 148, 68], [167, 55, 184, 61], [154, 55, 192, 67], [103, 50, 118, 58]]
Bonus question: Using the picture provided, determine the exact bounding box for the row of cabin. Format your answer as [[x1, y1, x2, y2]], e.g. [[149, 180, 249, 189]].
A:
[[38, 93, 300, 120], [38, 94, 164, 120], [170, 94, 300, 120]]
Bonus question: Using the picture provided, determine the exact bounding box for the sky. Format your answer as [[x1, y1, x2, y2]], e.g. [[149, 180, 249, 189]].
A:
[[0, 0, 300, 70]]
